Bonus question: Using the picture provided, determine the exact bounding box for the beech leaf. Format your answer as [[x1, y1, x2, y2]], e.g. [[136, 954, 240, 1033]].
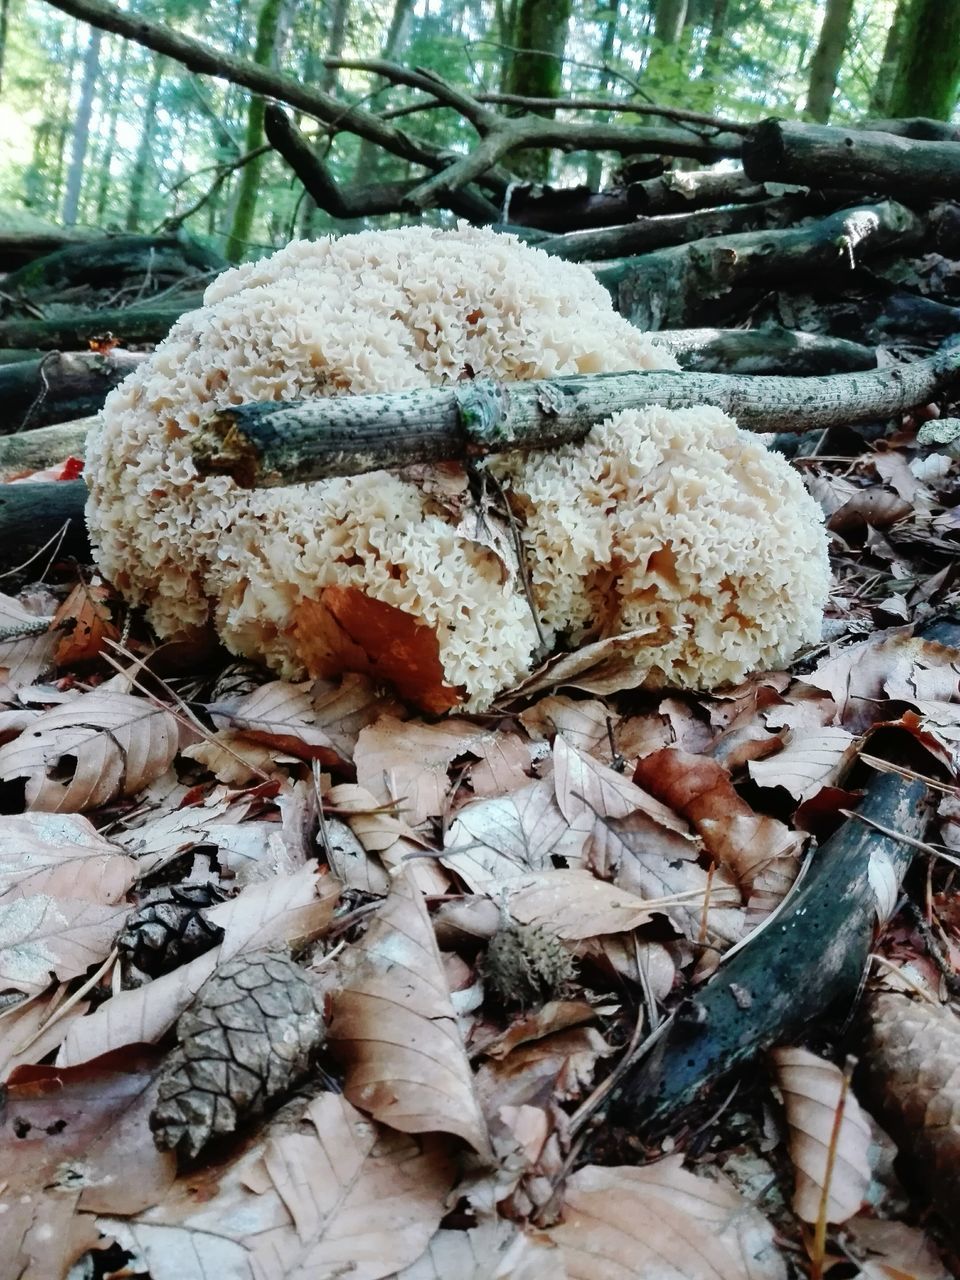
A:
[[0, 812, 136, 903], [770, 1046, 872, 1224], [503, 869, 660, 939]]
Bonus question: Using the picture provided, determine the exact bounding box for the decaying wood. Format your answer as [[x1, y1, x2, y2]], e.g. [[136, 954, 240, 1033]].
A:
[[0, 227, 103, 272], [0, 480, 90, 570], [598, 200, 924, 329], [0, 418, 94, 478], [0, 350, 147, 433], [0, 302, 201, 351], [609, 769, 932, 1136], [658, 327, 877, 376], [192, 348, 960, 489], [743, 119, 960, 202]]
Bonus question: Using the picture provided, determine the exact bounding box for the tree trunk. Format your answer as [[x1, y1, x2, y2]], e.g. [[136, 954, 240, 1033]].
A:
[[0, 0, 10, 94], [350, 0, 415, 192], [502, 0, 574, 182], [804, 0, 855, 123], [300, 0, 352, 238], [584, 4, 620, 191], [869, 0, 909, 116], [888, 0, 960, 121], [62, 25, 103, 226], [224, 0, 285, 262], [125, 53, 166, 232], [93, 37, 129, 223]]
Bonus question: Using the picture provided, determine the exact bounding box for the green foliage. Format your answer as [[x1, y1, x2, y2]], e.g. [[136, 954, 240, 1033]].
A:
[[3, 0, 949, 259]]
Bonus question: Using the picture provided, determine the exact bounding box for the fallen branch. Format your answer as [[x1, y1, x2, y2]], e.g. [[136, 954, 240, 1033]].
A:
[[743, 119, 960, 202], [192, 347, 960, 489], [0, 480, 90, 571], [606, 765, 934, 1137], [0, 418, 94, 478], [264, 106, 499, 224], [659, 327, 876, 376], [597, 200, 923, 329], [0, 227, 103, 272], [0, 302, 201, 352], [0, 350, 147, 433]]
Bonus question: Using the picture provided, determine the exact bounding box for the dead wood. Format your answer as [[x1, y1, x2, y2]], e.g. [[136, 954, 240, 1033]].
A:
[[0, 419, 93, 478], [0, 302, 201, 352], [191, 348, 960, 489], [658, 327, 877, 376], [608, 766, 931, 1136], [598, 200, 924, 330], [0, 480, 90, 570], [743, 119, 960, 202], [264, 106, 499, 224], [0, 227, 104, 272], [0, 350, 147, 433]]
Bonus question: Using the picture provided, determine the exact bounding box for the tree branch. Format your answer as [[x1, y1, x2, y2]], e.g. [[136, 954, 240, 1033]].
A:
[[191, 347, 960, 490]]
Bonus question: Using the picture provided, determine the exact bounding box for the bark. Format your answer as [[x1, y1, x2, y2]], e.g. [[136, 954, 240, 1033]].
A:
[[503, 0, 575, 181], [888, 0, 960, 121], [629, 167, 765, 215], [2, 234, 225, 299], [804, 0, 855, 123], [351, 0, 414, 189], [0, 229, 104, 272], [608, 767, 934, 1136], [0, 419, 94, 478], [743, 118, 960, 201], [190, 346, 960, 490], [584, 4, 620, 191], [538, 196, 815, 262], [869, 0, 909, 116], [125, 53, 166, 232], [659, 326, 876, 376], [0, 350, 147, 433], [62, 26, 103, 226], [0, 303, 202, 351], [596, 200, 923, 330], [299, 0, 351, 237], [93, 37, 130, 222], [225, 0, 284, 261], [0, 481, 90, 572]]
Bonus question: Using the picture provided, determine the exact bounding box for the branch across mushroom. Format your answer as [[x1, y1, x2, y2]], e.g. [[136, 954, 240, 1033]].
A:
[[84, 225, 830, 711]]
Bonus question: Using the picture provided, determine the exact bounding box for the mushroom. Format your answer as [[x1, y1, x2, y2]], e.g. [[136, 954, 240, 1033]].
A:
[[85, 225, 829, 711]]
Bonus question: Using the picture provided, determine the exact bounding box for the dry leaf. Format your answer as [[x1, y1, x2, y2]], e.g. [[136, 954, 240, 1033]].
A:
[[57, 864, 339, 1066], [478, 1027, 613, 1112], [748, 727, 859, 802], [634, 748, 801, 891], [0, 592, 55, 700], [393, 1219, 560, 1279], [842, 1218, 951, 1280], [0, 812, 136, 903], [354, 716, 493, 826], [0, 691, 179, 812], [504, 869, 660, 939], [469, 732, 532, 797], [310, 672, 402, 762], [293, 588, 462, 715], [771, 1046, 872, 1224], [443, 778, 589, 894], [326, 782, 447, 896], [520, 696, 614, 757], [0, 894, 127, 994], [329, 866, 491, 1156], [544, 1158, 786, 1279], [202, 679, 350, 770], [508, 628, 657, 700], [52, 581, 119, 666]]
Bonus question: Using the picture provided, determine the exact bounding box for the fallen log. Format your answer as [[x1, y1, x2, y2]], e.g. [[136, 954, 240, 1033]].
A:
[[0, 227, 103, 272], [0, 302, 201, 351], [0, 419, 94, 478], [1, 233, 225, 302], [596, 200, 924, 329], [743, 119, 960, 202], [192, 347, 960, 489], [0, 480, 90, 571], [538, 197, 812, 262], [0, 350, 146, 433], [658, 327, 877, 376]]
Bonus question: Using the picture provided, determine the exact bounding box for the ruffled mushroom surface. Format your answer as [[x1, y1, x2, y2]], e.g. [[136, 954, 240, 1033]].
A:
[[85, 224, 830, 710]]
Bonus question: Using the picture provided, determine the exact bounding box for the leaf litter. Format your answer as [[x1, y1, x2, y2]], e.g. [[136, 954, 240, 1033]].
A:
[[2, 413, 960, 1278]]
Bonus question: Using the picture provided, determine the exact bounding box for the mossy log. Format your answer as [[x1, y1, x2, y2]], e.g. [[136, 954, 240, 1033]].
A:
[[1, 233, 225, 300], [0, 481, 90, 571], [0, 350, 146, 433], [0, 302, 201, 351], [659, 327, 877, 376]]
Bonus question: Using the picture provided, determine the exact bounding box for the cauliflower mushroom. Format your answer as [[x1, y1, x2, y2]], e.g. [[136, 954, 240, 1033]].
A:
[[85, 224, 830, 711]]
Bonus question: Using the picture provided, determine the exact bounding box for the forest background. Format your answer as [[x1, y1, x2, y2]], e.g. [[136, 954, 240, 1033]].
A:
[[2, 0, 958, 263]]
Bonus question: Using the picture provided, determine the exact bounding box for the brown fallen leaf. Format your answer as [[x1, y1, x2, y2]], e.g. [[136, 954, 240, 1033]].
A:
[[199, 678, 351, 773], [0, 812, 136, 903], [503, 869, 662, 940], [310, 671, 405, 762], [507, 627, 658, 701], [392, 1219, 560, 1279], [520, 695, 615, 758], [443, 777, 589, 894], [543, 1158, 786, 1279], [748, 727, 859, 803], [52, 580, 119, 667], [0, 690, 179, 812], [770, 1046, 872, 1225], [293, 587, 463, 715], [634, 748, 801, 892], [0, 894, 127, 994], [329, 866, 491, 1157], [326, 782, 448, 895], [0, 592, 55, 701], [841, 1217, 951, 1280]]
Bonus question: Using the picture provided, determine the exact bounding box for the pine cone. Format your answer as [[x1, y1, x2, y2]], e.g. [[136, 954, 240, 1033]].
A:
[[483, 919, 575, 1010], [859, 990, 960, 1230], [150, 949, 325, 1158], [117, 884, 226, 986]]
